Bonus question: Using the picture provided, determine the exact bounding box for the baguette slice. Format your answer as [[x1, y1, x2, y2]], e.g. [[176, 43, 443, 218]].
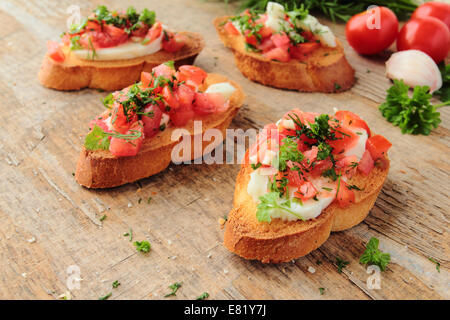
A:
[[224, 160, 389, 263], [75, 73, 245, 188], [39, 31, 204, 91], [214, 16, 355, 92]]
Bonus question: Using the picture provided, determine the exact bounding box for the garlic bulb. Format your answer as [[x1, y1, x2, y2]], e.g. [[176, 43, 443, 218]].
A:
[[385, 50, 442, 93]]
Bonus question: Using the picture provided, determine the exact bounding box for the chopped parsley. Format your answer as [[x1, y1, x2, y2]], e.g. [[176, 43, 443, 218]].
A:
[[134, 240, 151, 253], [256, 192, 305, 222], [336, 257, 349, 274], [428, 257, 441, 273], [318, 287, 325, 295], [164, 282, 182, 297], [98, 292, 112, 300], [359, 237, 390, 271], [123, 228, 133, 242], [196, 292, 210, 300], [112, 280, 121, 289], [99, 214, 107, 221]]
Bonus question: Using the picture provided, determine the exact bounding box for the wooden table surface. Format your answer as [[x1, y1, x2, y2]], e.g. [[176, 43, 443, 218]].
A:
[[0, 0, 448, 300]]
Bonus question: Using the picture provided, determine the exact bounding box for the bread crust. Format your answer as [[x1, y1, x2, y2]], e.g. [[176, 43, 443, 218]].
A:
[[214, 16, 355, 92], [224, 160, 389, 263], [38, 31, 204, 91], [75, 73, 245, 188]]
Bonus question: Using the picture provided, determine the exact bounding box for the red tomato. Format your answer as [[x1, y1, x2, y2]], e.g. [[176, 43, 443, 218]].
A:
[[146, 22, 163, 43], [175, 84, 195, 108], [257, 38, 275, 53], [328, 126, 358, 155], [264, 47, 290, 62], [271, 33, 290, 48], [258, 26, 273, 38], [346, 6, 398, 54], [411, 1, 450, 30], [103, 25, 127, 42], [193, 92, 215, 115], [358, 150, 374, 175], [88, 118, 110, 133], [86, 20, 101, 32], [334, 110, 371, 136], [309, 159, 333, 177], [162, 33, 185, 53], [224, 21, 240, 35], [303, 146, 318, 165], [301, 31, 316, 41], [336, 155, 358, 174], [397, 17, 450, 63], [131, 24, 149, 38], [366, 135, 392, 160], [208, 93, 229, 113], [287, 170, 303, 187], [170, 102, 195, 127], [111, 103, 137, 133], [336, 180, 355, 208], [152, 63, 176, 78], [177, 65, 207, 89], [141, 105, 162, 138], [162, 86, 180, 110], [141, 72, 153, 88], [290, 42, 320, 60], [295, 181, 317, 201], [46, 41, 65, 62], [109, 121, 144, 157], [245, 33, 258, 47]]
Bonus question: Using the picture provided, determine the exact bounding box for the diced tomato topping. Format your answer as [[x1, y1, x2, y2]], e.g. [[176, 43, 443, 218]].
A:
[[175, 84, 195, 108], [142, 105, 162, 138], [141, 72, 153, 88], [111, 103, 138, 133], [88, 118, 110, 134], [271, 33, 290, 49], [290, 42, 320, 60], [162, 86, 180, 111], [358, 150, 374, 175], [257, 38, 275, 53], [328, 126, 358, 155], [170, 84, 196, 126], [301, 31, 316, 41], [366, 135, 392, 160], [335, 111, 371, 136], [244, 32, 258, 47], [131, 24, 149, 38], [193, 92, 216, 115], [162, 33, 185, 53], [46, 41, 65, 62], [264, 47, 290, 62], [287, 170, 303, 187], [152, 63, 176, 78], [145, 22, 163, 43], [177, 65, 207, 90], [303, 146, 318, 165], [310, 159, 334, 177], [336, 155, 358, 177], [224, 21, 240, 35], [295, 181, 318, 201], [109, 121, 144, 157], [86, 20, 101, 33], [258, 26, 273, 39], [335, 180, 355, 208]]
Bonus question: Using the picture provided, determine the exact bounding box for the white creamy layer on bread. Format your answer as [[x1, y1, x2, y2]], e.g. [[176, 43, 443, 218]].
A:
[[73, 32, 163, 61]]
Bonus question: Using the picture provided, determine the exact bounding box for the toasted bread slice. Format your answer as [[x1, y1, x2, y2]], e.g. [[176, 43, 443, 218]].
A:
[[75, 73, 245, 188], [214, 17, 355, 92], [39, 31, 204, 91], [224, 161, 389, 263]]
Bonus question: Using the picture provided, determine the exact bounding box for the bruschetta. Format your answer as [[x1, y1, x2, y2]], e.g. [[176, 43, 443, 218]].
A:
[[39, 6, 204, 91], [224, 109, 391, 263], [75, 62, 244, 188], [214, 2, 355, 92]]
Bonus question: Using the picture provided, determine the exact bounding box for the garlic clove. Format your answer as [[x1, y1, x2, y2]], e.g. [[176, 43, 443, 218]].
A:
[[386, 50, 442, 93]]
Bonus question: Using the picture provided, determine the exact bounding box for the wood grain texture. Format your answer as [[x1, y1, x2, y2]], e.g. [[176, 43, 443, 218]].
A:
[[0, 0, 448, 300]]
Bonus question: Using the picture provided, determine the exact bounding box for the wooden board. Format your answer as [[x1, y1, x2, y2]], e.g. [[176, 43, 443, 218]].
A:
[[0, 0, 448, 300]]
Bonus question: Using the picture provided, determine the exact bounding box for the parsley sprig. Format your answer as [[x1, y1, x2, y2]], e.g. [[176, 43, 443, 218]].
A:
[[256, 192, 304, 222], [379, 80, 449, 135], [134, 240, 151, 253], [164, 282, 182, 297], [359, 237, 390, 271]]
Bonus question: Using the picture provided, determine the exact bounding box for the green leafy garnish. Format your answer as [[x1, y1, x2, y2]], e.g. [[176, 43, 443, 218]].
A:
[[164, 282, 182, 297], [379, 80, 449, 135], [123, 228, 133, 242], [102, 93, 114, 108], [98, 292, 112, 300], [256, 192, 304, 222], [435, 63, 450, 102], [134, 240, 151, 253], [84, 125, 110, 151], [99, 214, 107, 221], [319, 287, 325, 295], [336, 257, 349, 274], [428, 257, 440, 273], [112, 280, 121, 288], [359, 237, 390, 271], [196, 292, 210, 300], [274, 137, 304, 171]]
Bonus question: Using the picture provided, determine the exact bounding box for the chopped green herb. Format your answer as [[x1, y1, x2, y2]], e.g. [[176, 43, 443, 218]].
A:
[[319, 287, 325, 295], [99, 214, 107, 221], [334, 83, 342, 90], [256, 192, 304, 222], [112, 280, 121, 288], [359, 237, 390, 271], [134, 240, 151, 253], [123, 228, 133, 242], [347, 184, 363, 191], [196, 292, 210, 300], [428, 257, 440, 273], [147, 197, 152, 204], [251, 163, 262, 170], [336, 257, 349, 274], [98, 292, 112, 300], [164, 282, 182, 297]]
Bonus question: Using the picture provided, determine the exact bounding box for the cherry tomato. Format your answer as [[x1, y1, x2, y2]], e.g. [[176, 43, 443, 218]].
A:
[[264, 47, 290, 62], [397, 17, 450, 63], [366, 135, 392, 160], [109, 121, 144, 157], [141, 105, 162, 138], [411, 1, 450, 30], [162, 33, 185, 53], [46, 41, 65, 62], [336, 180, 355, 208], [224, 21, 240, 35], [358, 150, 374, 175], [346, 6, 398, 55]]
